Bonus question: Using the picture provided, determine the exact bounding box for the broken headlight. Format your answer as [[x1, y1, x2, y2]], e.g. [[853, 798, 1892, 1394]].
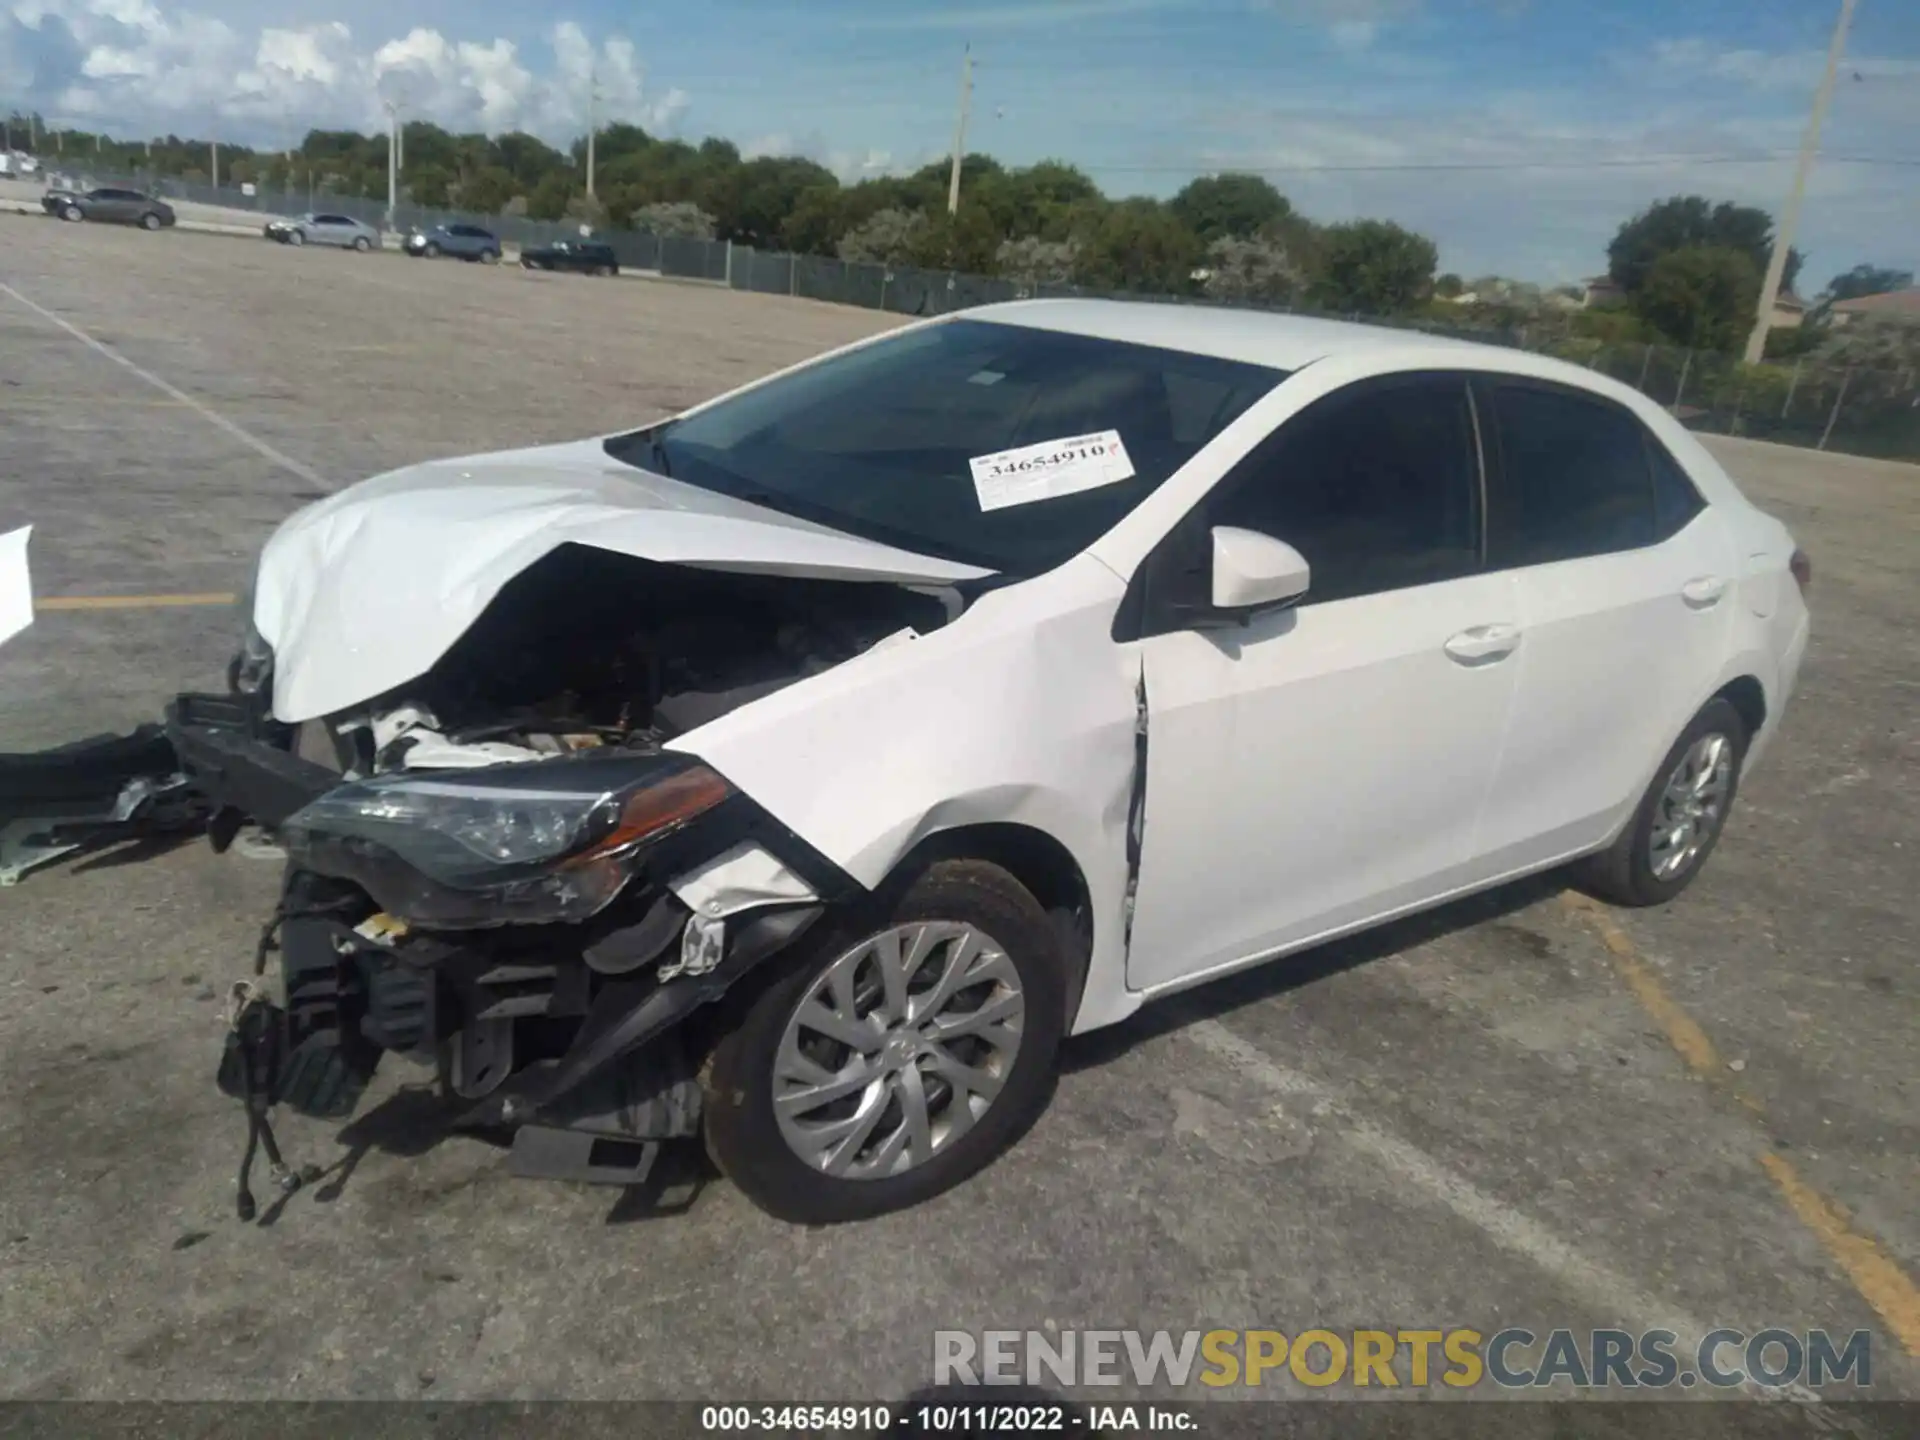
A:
[[281, 755, 733, 928], [227, 587, 272, 697]]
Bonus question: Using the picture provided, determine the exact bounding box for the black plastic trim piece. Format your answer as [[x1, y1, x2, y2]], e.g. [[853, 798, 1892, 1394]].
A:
[[164, 694, 337, 827]]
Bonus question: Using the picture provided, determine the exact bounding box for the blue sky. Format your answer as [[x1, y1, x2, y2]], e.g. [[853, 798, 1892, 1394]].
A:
[[4, 0, 1916, 285]]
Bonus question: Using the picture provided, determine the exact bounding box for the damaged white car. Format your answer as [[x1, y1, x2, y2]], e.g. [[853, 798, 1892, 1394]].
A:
[[1, 302, 1810, 1224]]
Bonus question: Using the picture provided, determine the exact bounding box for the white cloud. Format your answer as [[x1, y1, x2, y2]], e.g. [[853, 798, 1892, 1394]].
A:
[[0, 2, 686, 141], [743, 129, 899, 183]]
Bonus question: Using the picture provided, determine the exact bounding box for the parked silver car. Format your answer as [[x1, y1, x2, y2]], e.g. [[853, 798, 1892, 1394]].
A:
[[265, 213, 381, 251]]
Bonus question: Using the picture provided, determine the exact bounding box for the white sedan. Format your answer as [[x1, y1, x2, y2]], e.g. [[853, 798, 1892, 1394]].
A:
[[10, 301, 1812, 1223]]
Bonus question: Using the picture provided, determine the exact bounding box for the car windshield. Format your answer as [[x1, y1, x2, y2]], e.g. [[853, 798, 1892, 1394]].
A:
[[604, 318, 1287, 575]]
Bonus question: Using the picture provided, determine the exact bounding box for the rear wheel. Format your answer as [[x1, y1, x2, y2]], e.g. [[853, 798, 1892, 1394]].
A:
[[703, 859, 1065, 1223], [1574, 697, 1748, 907]]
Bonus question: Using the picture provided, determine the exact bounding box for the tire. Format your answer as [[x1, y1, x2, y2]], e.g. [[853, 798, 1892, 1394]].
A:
[[423, 241, 440, 258], [62, 203, 83, 222], [288, 229, 305, 247], [140, 212, 162, 231], [481, 249, 499, 265], [353, 235, 371, 252], [704, 859, 1066, 1224], [1574, 697, 1748, 907]]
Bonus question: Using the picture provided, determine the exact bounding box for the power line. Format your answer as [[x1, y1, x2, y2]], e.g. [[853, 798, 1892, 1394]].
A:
[[1071, 151, 1920, 175]]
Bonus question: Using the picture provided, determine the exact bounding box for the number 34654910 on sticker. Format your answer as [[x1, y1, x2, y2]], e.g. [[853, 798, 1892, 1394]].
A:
[[968, 429, 1136, 512]]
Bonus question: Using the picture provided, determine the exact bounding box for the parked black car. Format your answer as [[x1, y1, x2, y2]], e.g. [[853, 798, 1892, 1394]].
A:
[[520, 239, 619, 276], [43, 186, 176, 230]]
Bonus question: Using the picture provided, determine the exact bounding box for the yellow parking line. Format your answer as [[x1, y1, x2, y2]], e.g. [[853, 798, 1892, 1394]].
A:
[[1560, 890, 1920, 1357], [1761, 1152, 1920, 1357], [38, 592, 237, 610]]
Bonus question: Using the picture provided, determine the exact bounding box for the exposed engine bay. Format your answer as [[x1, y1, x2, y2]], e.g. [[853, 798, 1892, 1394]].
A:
[[302, 544, 959, 777]]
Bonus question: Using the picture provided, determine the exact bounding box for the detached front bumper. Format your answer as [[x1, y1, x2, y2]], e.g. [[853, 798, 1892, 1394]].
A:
[[163, 692, 336, 833], [0, 691, 333, 884]]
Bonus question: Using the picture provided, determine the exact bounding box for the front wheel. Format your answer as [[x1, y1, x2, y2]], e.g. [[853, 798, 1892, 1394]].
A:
[[423, 241, 440, 258], [288, 229, 305, 247], [140, 212, 162, 231], [1574, 697, 1749, 907], [703, 859, 1065, 1224], [352, 235, 371, 252], [61, 203, 83, 222], [482, 249, 500, 265]]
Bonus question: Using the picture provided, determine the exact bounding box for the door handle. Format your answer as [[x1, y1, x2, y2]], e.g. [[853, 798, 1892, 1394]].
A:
[[1681, 575, 1728, 608], [1444, 623, 1522, 664]]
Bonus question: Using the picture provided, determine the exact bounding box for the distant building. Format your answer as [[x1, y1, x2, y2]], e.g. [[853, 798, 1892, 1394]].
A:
[[1828, 288, 1920, 328], [1582, 275, 1628, 309], [1768, 291, 1810, 330]]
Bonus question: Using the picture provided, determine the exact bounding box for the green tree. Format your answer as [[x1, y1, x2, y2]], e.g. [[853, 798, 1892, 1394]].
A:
[[526, 171, 574, 221], [1435, 272, 1465, 300], [995, 160, 1101, 242], [780, 184, 847, 256], [1825, 264, 1912, 302], [1169, 173, 1291, 245], [1607, 196, 1802, 298], [1072, 199, 1201, 293], [458, 166, 519, 215], [714, 156, 838, 247], [1312, 219, 1438, 314], [1633, 246, 1761, 351]]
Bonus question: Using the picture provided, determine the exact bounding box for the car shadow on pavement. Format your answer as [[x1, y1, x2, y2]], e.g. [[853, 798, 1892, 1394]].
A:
[[1061, 869, 1574, 1076]]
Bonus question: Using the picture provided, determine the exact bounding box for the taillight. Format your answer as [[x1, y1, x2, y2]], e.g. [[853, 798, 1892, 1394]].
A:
[[1789, 548, 1811, 596]]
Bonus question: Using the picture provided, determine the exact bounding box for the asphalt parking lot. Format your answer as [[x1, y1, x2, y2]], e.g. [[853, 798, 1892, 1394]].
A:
[[0, 215, 1914, 1409]]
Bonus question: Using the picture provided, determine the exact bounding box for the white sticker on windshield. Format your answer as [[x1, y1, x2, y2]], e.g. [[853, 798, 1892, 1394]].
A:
[[968, 430, 1136, 512]]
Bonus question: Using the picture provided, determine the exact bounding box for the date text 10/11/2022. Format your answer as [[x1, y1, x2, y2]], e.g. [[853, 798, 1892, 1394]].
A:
[[698, 1404, 1194, 1432]]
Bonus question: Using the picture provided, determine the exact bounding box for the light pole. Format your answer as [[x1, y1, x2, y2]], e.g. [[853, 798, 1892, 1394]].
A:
[[384, 99, 400, 230], [1744, 0, 1858, 364], [585, 66, 601, 199], [946, 44, 973, 216]]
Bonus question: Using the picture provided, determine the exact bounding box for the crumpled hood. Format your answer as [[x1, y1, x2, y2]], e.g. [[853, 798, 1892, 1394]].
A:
[[254, 436, 991, 724]]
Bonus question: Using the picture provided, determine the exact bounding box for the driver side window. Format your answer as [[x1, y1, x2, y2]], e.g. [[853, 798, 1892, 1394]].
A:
[[1203, 373, 1483, 606]]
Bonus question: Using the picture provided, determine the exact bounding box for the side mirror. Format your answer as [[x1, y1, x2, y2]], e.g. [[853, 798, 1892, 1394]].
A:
[[1210, 527, 1310, 613]]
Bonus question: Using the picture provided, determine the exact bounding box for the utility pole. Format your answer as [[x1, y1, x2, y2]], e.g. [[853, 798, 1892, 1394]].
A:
[[585, 66, 600, 198], [946, 44, 973, 216], [1745, 0, 1857, 364], [385, 100, 399, 229], [211, 136, 218, 188]]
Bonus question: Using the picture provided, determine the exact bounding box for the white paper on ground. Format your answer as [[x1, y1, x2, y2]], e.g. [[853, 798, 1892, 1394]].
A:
[[0, 526, 33, 647], [968, 430, 1135, 513]]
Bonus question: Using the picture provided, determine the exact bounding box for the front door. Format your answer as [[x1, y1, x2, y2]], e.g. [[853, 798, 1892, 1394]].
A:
[[1124, 373, 1524, 992]]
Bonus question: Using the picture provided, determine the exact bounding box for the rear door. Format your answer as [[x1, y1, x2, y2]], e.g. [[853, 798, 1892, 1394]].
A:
[[1467, 377, 1734, 873], [1125, 372, 1525, 990]]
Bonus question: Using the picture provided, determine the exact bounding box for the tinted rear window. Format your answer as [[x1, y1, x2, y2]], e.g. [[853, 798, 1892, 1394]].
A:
[[1486, 382, 1657, 567], [609, 318, 1286, 576]]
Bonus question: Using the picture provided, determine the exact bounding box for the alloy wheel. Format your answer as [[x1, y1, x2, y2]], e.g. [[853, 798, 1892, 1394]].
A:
[[1648, 731, 1734, 881], [772, 921, 1026, 1181]]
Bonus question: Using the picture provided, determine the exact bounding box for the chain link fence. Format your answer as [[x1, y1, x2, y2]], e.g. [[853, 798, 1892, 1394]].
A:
[[48, 168, 1920, 463]]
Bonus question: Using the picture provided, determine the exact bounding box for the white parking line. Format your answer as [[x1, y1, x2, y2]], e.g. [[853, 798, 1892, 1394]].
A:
[[0, 278, 330, 492], [1179, 1014, 1828, 1406]]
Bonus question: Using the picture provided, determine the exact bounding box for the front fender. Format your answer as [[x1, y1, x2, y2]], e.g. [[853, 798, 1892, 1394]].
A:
[[666, 553, 1142, 1031]]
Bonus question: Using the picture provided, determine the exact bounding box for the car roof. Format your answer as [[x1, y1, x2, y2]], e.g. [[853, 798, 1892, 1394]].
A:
[[965, 297, 1602, 387]]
